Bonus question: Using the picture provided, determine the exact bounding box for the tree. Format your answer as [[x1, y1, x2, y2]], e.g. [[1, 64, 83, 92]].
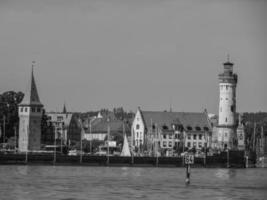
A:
[[0, 91, 24, 142]]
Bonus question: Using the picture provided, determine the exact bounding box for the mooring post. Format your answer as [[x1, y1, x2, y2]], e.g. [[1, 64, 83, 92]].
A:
[[185, 164, 190, 184], [245, 155, 248, 168], [227, 149, 230, 168]]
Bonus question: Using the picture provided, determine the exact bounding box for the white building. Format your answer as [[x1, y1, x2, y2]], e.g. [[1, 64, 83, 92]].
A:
[[217, 58, 238, 149], [131, 107, 212, 156], [47, 107, 73, 145]]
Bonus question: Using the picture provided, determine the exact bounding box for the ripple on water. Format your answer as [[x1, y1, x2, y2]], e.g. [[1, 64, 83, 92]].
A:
[[0, 166, 266, 200]]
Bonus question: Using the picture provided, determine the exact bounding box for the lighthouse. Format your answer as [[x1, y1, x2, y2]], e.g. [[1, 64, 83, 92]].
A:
[[217, 57, 238, 150]]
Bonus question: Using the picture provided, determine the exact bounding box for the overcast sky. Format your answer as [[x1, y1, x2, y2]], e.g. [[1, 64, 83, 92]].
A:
[[0, 0, 266, 113]]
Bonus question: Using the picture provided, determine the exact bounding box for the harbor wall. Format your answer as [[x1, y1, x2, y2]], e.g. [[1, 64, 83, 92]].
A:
[[0, 151, 255, 168]]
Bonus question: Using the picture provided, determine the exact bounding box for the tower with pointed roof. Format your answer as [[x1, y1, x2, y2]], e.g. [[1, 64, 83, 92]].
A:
[[217, 56, 238, 150], [63, 103, 67, 114], [18, 62, 43, 152]]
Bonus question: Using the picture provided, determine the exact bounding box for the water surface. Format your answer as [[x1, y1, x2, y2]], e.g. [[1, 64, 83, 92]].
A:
[[0, 166, 266, 200]]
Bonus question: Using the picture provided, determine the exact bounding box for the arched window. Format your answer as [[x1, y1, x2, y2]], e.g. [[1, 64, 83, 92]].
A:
[[136, 124, 140, 130]]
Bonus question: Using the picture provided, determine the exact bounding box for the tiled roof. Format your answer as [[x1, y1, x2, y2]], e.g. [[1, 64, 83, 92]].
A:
[[141, 111, 211, 131], [85, 119, 131, 136]]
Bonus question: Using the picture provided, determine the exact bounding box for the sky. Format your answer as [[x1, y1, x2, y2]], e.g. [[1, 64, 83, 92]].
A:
[[0, 0, 266, 114]]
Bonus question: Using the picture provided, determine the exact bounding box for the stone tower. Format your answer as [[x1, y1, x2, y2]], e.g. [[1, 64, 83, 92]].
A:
[[18, 63, 43, 152], [217, 57, 238, 149]]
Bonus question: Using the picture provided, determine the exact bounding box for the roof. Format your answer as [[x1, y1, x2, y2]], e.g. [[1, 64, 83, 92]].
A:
[[85, 119, 131, 136], [140, 110, 211, 132], [20, 66, 43, 106]]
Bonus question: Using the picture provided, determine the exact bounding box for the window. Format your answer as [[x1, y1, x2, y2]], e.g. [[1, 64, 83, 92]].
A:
[[169, 142, 172, 147], [31, 107, 35, 112], [163, 141, 167, 147], [193, 142, 196, 147], [198, 142, 202, 148], [187, 126, 192, 131], [175, 134, 178, 139], [187, 142, 191, 147], [203, 127, 209, 131], [169, 134, 173, 139], [136, 132, 139, 138], [199, 134, 202, 140], [195, 126, 201, 131], [226, 85, 229, 90], [163, 134, 167, 139], [231, 105, 234, 112], [225, 132, 228, 138], [37, 108, 41, 112], [225, 118, 228, 122], [25, 107, 28, 112], [162, 125, 168, 130], [57, 116, 63, 121], [20, 107, 23, 112], [136, 124, 140, 130], [193, 134, 197, 140], [188, 134, 191, 140]]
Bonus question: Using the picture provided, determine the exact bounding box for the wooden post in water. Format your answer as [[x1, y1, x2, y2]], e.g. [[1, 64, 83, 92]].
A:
[[185, 164, 190, 185], [53, 125, 56, 166], [227, 149, 230, 168], [184, 153, 193, 184], [25, 125, 29, 164], [106, 118, 110, 166]]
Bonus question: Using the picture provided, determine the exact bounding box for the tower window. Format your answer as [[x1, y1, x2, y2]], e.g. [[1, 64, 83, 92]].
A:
[[20, 107, 23, 112], [226, 86, 229, 90], [37, 108, 41, 112], [231, 105, 234, 112], [225, 118, 227, 122], [31, 107, 35, 112], [136, 124, 140, 130], [25, 108, 28, 112]]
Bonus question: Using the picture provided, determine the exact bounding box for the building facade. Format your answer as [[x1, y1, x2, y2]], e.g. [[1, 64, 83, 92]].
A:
[[47, 105, 73, 145], [18, 65, 43, 152], [217, 59, 238, 149], [131, 108, 212, 156]]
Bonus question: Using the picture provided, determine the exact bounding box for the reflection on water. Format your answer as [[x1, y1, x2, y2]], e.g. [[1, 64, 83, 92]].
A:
[[0, 166, 266, 200]]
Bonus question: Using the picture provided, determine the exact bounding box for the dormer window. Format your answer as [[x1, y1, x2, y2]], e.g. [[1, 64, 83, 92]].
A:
[[203, 127, 209, 131], [187, 126, 192, 131], [162, 125, 168, 130], [195, 126, 201, 131]]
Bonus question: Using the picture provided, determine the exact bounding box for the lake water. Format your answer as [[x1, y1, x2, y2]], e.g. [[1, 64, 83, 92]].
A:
[[0, 165, 266, 200]]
